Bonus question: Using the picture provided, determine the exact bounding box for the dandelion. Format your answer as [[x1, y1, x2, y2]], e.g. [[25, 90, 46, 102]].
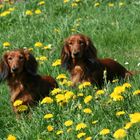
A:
[[3, 42, 10, 47], [76, 123, 87, 131], [94, 2, 100, 7], [17, 105, 28, 112], [64, 0, 69, 3], [133, 90, 140, 95], [8, 8, 15, 12], [85, 136, 92, 140], [37, 56, 48, 61], [119, 2, 125, 7], [51, 88, 62, 95], [64, 120, 73, 127], [112, 79, 119, 83], [34, 42, 43, 47], [0, 5, 4, 9], [56, 74, 67, 80], [38, 1, 45, 5], [77, 132, 86, 138], [78, 82, 91, 89], [96, 90, 104, 95], [67, 128, 72, 133], [65, 91, 74, 100], [47, 125, 54, 132], [92, 120, 98, 124], [41, 97, 53, 104], [56, 130, 63, 135], [28, 48, 33, 51], [44, 113, 53, 119], [35, 9, 42, 14], [71, 3, 78, 7], [123, 83, 131, 88], [52, 59, 61, 66], [124, 122, 133, 130], [43, 44, 52, 50], [116, 111, 126, 116], [99, 128, 110, 135], [129, 112, 140, 123], [13, 100, 23, 107], [25, 10, 33, 16], [7, 135, 16, 140], [83, 108, 92, 114], [77, 93, 84, 97], [108, 3, 114, 7], [113, 128, 127, 139], [114, 86, 125, 94], [84, 95, 92, 104], [55, 94, 66, 103], [0, 10, 11, 17]]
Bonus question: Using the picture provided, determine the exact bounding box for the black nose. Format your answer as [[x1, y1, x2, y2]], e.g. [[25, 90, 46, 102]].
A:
[[73, 52, 80, 56], [12, 67, 18, 72]]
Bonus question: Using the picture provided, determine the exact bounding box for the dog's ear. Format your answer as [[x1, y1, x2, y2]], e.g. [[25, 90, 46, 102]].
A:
[[0, 53, 9, 81], [61, 40, 71, 69], [84, 36, 97, 59], [24, 49, 38, 75]]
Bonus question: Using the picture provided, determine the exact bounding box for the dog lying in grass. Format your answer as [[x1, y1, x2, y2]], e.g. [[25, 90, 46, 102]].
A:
[[61, 34, 134, 88], [0, 49, 58, 113]]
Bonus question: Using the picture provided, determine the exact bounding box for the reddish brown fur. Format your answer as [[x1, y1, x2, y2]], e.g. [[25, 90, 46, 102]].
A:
[[0, 49, 58, 113], [61, 34, 132, 87]]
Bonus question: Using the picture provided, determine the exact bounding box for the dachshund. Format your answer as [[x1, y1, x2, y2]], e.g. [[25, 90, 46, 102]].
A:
[[0, 49, 58, 113], [61, 34, 133, 87]]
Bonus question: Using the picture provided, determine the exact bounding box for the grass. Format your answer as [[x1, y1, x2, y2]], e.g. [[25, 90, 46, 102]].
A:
[[0, 0, 140, 139]]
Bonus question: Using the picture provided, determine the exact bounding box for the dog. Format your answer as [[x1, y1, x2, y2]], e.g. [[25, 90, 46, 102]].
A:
[[61, 34, 133, 87], [0, 49, 58, 113]]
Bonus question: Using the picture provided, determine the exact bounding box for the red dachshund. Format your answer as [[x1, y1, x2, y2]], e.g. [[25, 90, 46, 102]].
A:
[[0, 49, 58, 113], [61, 34, 133, 87]]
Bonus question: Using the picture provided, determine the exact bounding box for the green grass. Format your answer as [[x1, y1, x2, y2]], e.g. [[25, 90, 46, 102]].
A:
[[0, 0, 140, 139]]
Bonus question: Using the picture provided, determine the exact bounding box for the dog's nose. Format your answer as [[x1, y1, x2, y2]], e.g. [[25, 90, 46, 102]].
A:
[[73, 52, 80, 57], [12, 67, 18, 72]]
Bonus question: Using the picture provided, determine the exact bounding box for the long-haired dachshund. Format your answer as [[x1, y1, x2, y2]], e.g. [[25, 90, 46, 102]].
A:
[[61, 34, 133, 87], [0, 49, 58, 113]]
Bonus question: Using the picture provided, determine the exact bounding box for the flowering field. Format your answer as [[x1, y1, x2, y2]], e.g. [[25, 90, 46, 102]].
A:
[[0, 0, 140, 139]]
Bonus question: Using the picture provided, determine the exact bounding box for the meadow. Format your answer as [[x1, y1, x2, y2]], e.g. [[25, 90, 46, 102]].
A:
[[0, 0, 140, 139]]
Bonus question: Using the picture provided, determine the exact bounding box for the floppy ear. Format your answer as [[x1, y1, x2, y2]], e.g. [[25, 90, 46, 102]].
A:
[[84, 36, 97, 60], [0, 53, 9, 81], [61, 40, 72, 70], [24, 49, 38, 75]]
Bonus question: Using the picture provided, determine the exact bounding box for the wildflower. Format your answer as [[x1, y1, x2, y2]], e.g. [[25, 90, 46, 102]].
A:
[[51, 88, 62, 95], [129, 112, 140, 123], [112, 79, 119, 83], [119, 2, 125, 7], [114, 86, 125, 94], [111, 94, 124, 101], [77, 132, 86, 138], [3, 42, 10, 47], [116, 111, 126, 116], [0, 10, 11, 17], [65, 91, 74, 100], [17, 105, 28, 112], [99, 128, 110, 135], [56, 130, 63, 135], [28, 48, 33, 51], [52, 59, 61, 66], [64, 0, 69, 3], [78, 82, 91, 89], [34, 42, 43, 47], [25, 10, 33, 16], [84, 95, 92, 104], [83, 108, 92, 114], [7, 135, 16, 140], [44, 113, 53, 119], [13, 100, 23, 107], [56, 74, 67, 80], [0, 5, 3, 9], [85, 136, 92, 140], [37, 56, 48, 61], [38, 1, 45, 5], [35, 9, 42, 14], [71, 3, 78, 7], [43, 44, 52, 50], [108, 3, 114, 7], [92, 120, 98, 124], [77, 93, 84, 97], [96, 90, 104, 95], [123, 83, 131, 88], [124, 122, 133, 130], [67, 128, 72, 133], [133, 90, 140, 95], [56, 94, 66, 103], [76, 123, 87, 131], [94, 2, 100, 7], [113, 128, 127, 139], [41, 97, 53, 104], [47, 125, 54, 132], [8, 8, 15, 12], [64, 120, 73, 127]]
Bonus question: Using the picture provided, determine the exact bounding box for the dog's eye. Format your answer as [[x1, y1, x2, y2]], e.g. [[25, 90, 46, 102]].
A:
[[69, 42, 73, 46], [8, 57, 12, 61], [80, 42, 84, 46]]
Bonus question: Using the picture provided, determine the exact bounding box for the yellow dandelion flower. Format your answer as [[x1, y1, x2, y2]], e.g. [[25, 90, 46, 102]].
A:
[[113, 95, 124, 101], [123, 83, 131, 88], [44, 113, 53, 119], [124, 122, 133, 130], [7, 134, 16, 140], [67, 128, 72, 133], [51, 88, 62, 95], [71, 3, 78, 7], [38, 1, 45, 5], [0, 10, 11, 17], [84, 95, 92, 104], [56, 74, 67, 80], [35, 9, 42, 14], [43, 44, 52, 50], [85, 136, 92, 140], [64, 0, 69, 3], [77, 93, 84, 97], [17, 105, 28, 112], [96, 90, 104, 95], [56, 130, 63, 135], [94, 2, 100, 7], [41, 97, 53, 104], [64, 120, 73, 127], [133, 90, 140, 95], [116, 111, 125, 116], [112, 79, 119, 83], [114, 86, 125, 94], [52, 59, 61, 66], [99, 128, 110, 135], [77, 132, 86, 139], [92, 120, 98, 124], [3, 42, 10, 47], [13, 100, 23, 107], [0, 5, 4, 9], [129, 112, 140, 123], [65, 91, 74, 100], [108, 3, 114, 7], [38, 56, 48, 61], [55, 94, 66, 103], [8, 8, 15, 12], [47, 125, 54, 132], [119, 2, 125, 7], [34, 42, 43, 47], [78, 82, 91, 89], [113, 128, 127, 139], [83, 108, 92, 114], [76, 123, 87, 131], [25, 10, 33, 16], [28, 48, 33, 51]]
